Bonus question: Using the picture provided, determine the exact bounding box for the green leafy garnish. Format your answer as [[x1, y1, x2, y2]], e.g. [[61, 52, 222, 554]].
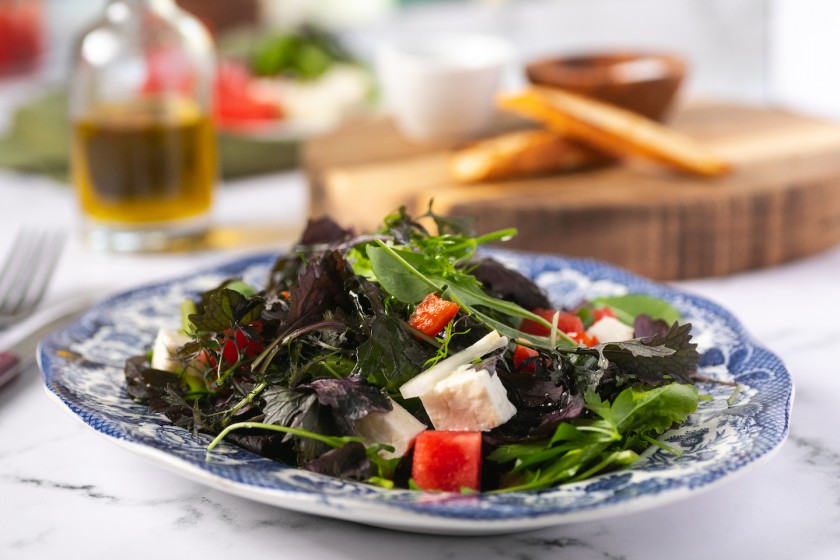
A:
[[249, 25, 355, 80], [125, 205, 703, 494], [367, 241, 575, 349], [590, 294, 681, 326], [355, 314, 424, 391], [490, 383, 699, 492]]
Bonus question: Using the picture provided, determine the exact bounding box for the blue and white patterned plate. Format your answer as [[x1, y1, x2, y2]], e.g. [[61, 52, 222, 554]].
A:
[[40, 250, 793, 535]]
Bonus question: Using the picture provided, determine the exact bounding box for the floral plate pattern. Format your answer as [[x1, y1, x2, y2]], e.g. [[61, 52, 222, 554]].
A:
[[40, 250, 793, 535]]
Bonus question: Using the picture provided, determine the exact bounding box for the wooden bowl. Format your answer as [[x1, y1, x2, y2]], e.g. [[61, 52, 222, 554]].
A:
[[525, 52, 687, 121]]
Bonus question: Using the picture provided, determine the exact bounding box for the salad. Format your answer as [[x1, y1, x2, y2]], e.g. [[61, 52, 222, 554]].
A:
[[125, 206, 700, 493], [214, 25, 372, 132]]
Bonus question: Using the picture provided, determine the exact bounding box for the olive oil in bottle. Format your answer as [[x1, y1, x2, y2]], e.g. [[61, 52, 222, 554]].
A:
[[72, 99, 215, 225]]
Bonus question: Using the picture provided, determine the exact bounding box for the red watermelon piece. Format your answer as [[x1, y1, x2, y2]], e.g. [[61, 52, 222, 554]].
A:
[[411, 431, 482, 492]]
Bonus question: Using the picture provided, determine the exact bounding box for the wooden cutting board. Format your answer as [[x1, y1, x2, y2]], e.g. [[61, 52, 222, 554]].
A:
[[303, 102, 840, 280]]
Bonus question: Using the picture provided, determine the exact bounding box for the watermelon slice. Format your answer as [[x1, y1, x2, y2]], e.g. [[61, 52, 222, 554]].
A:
[[512, 342, 540, 372], [411, 431, 482, 492]]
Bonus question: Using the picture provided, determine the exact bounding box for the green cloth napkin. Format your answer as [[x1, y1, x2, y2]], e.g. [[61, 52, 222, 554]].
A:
[[0, 90, 300, 182]]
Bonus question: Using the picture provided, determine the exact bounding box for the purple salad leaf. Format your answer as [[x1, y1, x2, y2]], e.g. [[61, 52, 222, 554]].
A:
[[633, 314, 670, 338], [302, 376, 392, 433], [495, 369, 586, 440], [471, 258, 551, 310], [305, 441, 372, 480], [299, 216, 354, 246], [262, 385, 337, 462]]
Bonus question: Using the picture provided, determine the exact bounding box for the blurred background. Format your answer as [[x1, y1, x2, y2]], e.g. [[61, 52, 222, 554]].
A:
[[0, 0, 836, 253], [0, 0, 833, 122]]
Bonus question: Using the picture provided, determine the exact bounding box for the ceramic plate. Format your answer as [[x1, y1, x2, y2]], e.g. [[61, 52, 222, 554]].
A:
[[40, 250, 793, 535]]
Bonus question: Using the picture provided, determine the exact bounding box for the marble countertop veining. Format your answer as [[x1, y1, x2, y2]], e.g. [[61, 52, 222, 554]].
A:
[[0, 172, 838, 560]]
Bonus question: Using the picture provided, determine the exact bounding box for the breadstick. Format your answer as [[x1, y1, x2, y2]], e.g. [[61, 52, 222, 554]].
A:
[[450, 129, 610, 183], [498, 87, 730, 177]]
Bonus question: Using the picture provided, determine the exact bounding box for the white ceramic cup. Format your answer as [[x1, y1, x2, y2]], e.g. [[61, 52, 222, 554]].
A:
[[377, 33, 514, 143]]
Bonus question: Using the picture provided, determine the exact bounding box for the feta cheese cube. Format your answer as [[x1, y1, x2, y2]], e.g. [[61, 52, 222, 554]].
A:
[[151, 328, 192, 373], [587, 316, 635, 343], [400, 330, 508, 399], [421, 365, 517, 432], [354, 398, 427, 459]]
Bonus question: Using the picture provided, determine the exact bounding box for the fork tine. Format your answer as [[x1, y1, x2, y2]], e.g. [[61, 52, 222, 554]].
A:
[[18, 231, 65, 314], [0, 231, 41, 315], [0, 229, 29, 302], [0, 230, 65, 318]]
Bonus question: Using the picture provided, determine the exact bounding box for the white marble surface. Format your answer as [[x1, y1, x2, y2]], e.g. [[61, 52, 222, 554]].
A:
[[0, 168, 839, 559]]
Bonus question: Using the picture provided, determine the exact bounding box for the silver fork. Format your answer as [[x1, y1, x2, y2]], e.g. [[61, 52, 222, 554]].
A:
[[0, 230, 65, 328]]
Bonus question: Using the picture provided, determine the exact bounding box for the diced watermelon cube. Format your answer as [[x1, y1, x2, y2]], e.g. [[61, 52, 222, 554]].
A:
[[592, 306, 616, 321], [519, 309, 584, 337], [512, 342, 540, 372], [411, 431, 482, 492], [409, 293, 461, 336]]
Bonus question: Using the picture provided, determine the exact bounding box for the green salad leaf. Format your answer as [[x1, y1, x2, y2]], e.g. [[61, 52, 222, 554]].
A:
[[355, 314, 424, 391], [590, 294, 682, 325], [367, 241, 576, 349], [489, 383, 699, 492]]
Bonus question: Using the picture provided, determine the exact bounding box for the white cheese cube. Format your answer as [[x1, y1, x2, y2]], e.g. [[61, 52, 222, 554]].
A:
[[587, 316, 635, 343], [150, 328, 192, 373], [399, 330, 508, 399], [421, 365, 517, 432], [353, 398, 427, 459]]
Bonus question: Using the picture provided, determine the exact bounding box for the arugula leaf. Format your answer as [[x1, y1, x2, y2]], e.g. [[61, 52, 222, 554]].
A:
[[364, 447, 402, 487], [224, 280, 258, 298], [288, 350, 356, 386], [585, 383, 699, 436], [366, 240, 575, 349], [379, 205, 430, 246], [366, 245, 434, 304], [425, 205, 475, 237], [590, 294, 681, 326], [489, 383, 699, 492], [576, 306, 596, 329], [249, 25, 354, 80]]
